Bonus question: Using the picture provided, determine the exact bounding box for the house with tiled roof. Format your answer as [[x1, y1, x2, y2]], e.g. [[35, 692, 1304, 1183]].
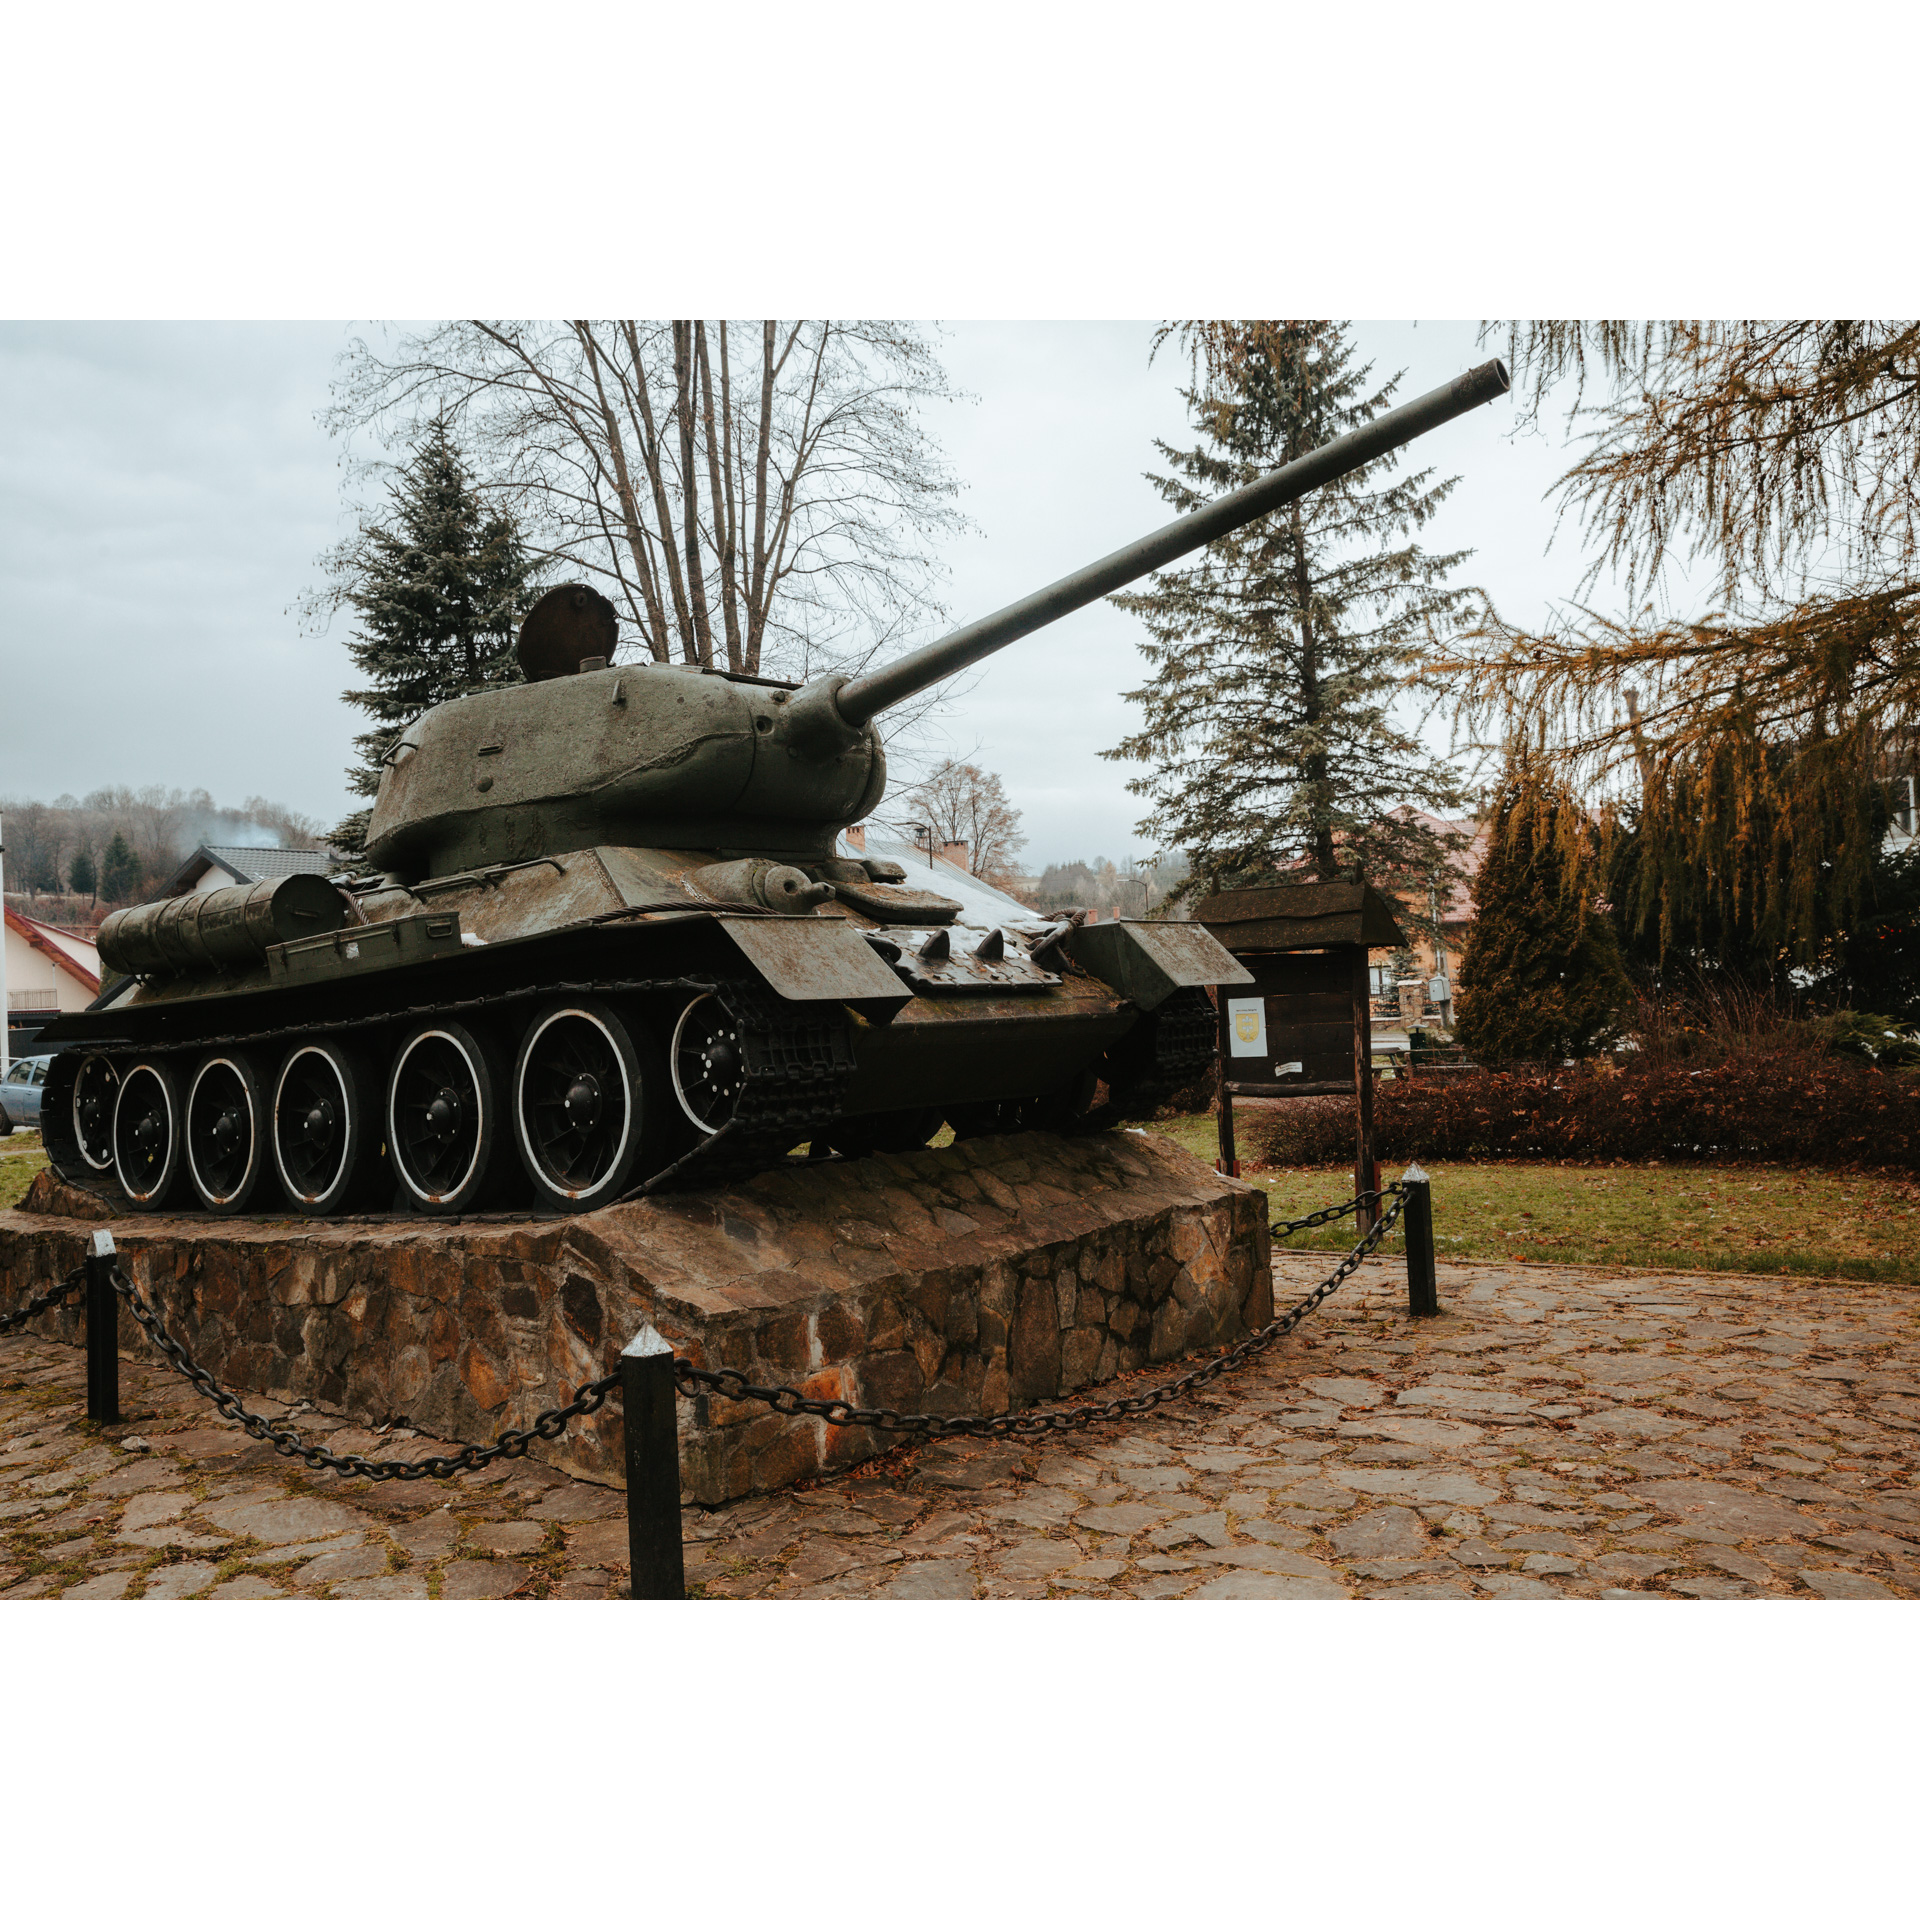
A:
[[158, 843, 334, 898], [5, 906, 101, 1058], [1366, 808, 1487, 1035], [4, 907, 99, 1014]]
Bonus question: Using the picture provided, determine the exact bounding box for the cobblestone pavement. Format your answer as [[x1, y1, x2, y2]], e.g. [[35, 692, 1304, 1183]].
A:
[[4, 1249, 1918, 1599]]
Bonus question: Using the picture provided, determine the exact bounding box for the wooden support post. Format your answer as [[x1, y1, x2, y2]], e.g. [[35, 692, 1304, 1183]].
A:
[[621, 1321, 686, 1600], [1214, 989, 1239, 1177], [1351, 946, 1378, 1230]]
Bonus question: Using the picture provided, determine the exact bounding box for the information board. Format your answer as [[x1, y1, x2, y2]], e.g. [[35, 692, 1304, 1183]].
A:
[[1217, 947, 1362, 1097]]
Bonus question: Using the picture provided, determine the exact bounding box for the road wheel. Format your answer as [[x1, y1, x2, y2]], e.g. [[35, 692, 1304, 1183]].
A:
[[669, 991, 748, 1136], [387, 1019, 504, 1215], [273, 1039, 379, 1216], [113, 1059, 186, 1210], [512, 998, 648, 1212], [185, 1052, 271, 1213], [71, 1053, 121, 1171]]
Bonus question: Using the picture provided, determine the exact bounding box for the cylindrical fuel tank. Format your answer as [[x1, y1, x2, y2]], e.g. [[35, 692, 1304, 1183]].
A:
[[98, 874, 350, 978]]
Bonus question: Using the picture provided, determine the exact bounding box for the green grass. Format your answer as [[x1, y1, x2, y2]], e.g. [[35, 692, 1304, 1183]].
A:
[[11, 1103, 1912, 1282], [0, 1135, 47, 1212], [1144, 1111, 1920, 1283]]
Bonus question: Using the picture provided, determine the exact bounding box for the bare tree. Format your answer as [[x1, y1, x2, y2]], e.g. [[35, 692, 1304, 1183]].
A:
[[1029, 852, 1187, 918], [323, 321, 969, 690], [890, 759, 1028, 886], [3, 803, 65, 895]]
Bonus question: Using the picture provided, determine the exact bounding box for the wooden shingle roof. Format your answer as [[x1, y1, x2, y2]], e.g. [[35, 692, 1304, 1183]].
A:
[[1190, 881, 1409, 952]]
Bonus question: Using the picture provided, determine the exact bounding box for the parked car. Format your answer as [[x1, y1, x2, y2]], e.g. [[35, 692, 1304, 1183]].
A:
[[0, 1054, 50, 1134]]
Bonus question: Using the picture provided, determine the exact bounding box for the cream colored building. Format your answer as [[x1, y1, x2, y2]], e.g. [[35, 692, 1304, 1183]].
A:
[[4, 908, 99, 1016], [1364, 810, 1487, 1037]]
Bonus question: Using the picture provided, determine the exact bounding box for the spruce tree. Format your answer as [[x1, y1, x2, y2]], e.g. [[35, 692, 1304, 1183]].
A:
[[99, 833, 141, 905], [1453, 748, 1630, 1061], [68, 847, 96, 902], [1105, 322, 1476, 900], [326, 417, 543, 857]]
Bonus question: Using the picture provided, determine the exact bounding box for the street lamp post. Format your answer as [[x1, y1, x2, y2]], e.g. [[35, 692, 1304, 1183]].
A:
[[899, 820, 938, 869], [1428, 870, 1452, 1032]]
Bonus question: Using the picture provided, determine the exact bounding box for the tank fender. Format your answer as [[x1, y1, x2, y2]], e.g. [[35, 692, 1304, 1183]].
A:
[[1066, 920, 1254, 1011], [717, 915, 912, 1022]]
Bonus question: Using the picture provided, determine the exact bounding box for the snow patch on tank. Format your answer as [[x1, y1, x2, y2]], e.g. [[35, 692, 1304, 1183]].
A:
[[846, 832, 1053, 937]]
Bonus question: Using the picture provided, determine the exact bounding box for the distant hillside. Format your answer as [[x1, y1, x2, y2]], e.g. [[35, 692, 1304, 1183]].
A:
[[1027, 854, 1187, 917], [0, 788, 326, 913]]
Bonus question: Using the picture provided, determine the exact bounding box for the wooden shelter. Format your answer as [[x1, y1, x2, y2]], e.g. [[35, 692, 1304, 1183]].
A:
[[1190, 881, 1410, 1218]]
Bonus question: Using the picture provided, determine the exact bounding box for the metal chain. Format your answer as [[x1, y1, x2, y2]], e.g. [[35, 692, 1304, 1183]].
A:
[[103, 1265, 619, 1480], [1270, 1184, 1403, 1241], [15, 1183, 1404, 1473], [0, 1264, 86, 1335], [673, 1187, 1409, 1439]]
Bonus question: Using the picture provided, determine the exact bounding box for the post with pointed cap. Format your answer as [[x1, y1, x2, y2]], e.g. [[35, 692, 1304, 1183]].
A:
[[85, 1229, 119, 1424], [1402, 1165, 1438, 1318], [621, 1320, 685, 1599]]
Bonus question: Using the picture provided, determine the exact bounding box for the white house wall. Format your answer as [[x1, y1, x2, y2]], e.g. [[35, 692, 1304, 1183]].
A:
[[3, 923, 94, 1013]]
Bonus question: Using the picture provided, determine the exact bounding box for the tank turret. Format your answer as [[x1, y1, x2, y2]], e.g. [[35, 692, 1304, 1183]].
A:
[[42, 360, 1509, 1220], [363, 656, 885, 878]]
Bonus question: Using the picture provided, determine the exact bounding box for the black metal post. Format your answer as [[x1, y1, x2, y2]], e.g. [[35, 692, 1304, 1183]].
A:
[[622, 1321, 686, 1600], [1403, 1164, 1438, 1318], [84, 1228, 119, 1424]]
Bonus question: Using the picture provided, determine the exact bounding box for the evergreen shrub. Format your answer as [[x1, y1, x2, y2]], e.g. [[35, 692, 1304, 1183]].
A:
[[1241, 1054, 1920, 1174], [1453, 746, 1629, 1060]]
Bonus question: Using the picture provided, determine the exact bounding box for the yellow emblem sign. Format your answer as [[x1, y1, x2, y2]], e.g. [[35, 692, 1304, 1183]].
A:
[[1226, 996, 1266, 1057]]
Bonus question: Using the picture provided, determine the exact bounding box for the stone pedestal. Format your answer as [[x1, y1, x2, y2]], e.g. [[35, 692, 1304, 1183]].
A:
[[0, 1132, 1268, 1505]]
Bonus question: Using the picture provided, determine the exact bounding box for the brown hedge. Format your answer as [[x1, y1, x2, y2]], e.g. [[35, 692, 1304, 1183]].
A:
[[1240, 1057, 1920, 1173]]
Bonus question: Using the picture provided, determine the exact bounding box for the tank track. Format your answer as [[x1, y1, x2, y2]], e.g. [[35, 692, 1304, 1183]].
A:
[[41, 976, 1208, 1209], [630, 977, 855, 1194], [40, 1049, 104, 1195], [1089, 985, 1219, 1125], [40, 971, 855, 1212]]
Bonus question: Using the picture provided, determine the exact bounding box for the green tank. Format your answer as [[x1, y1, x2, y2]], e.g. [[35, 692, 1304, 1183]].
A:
[[39, 359, 1508, 1217]]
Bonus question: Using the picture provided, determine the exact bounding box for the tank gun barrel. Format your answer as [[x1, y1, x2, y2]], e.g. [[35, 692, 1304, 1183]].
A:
[[829, 356, 1510, 731]]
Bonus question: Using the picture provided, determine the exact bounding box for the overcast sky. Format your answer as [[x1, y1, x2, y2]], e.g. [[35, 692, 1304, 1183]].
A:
[[1, 5, 1901, 886], [0, 318, 1600, 866]]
